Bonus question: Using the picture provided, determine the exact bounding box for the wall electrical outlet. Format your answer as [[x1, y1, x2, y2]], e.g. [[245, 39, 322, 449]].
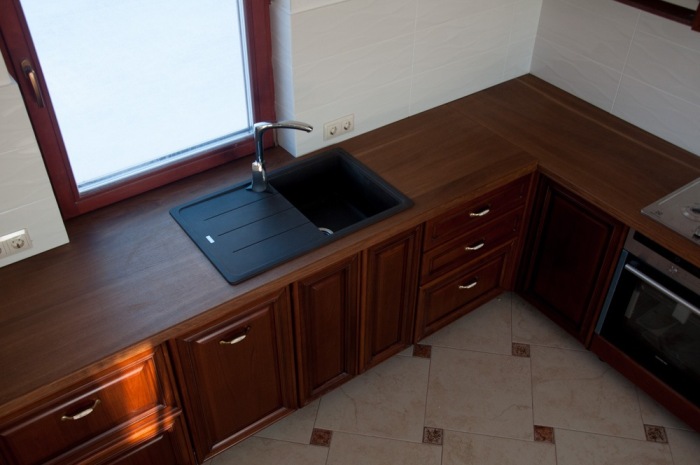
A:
[[323, 114, 354, 141], [0, 229, 32, 258]]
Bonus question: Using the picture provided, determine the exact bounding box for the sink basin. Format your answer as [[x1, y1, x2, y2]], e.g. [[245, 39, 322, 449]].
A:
[[170, 148, 412, 284]]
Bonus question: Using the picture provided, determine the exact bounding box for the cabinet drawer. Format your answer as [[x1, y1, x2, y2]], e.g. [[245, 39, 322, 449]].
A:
[[0, 351, 167, 465], [421, 208, 523, 283], [424, 175, 530, 251], [416, 254, 506, 340]]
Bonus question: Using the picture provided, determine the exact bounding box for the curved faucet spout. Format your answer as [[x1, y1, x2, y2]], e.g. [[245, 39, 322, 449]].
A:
[[249, 120, 313, 193]]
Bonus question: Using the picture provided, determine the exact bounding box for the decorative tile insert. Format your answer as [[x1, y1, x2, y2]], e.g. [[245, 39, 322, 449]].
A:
[[644, 424, 668, 443], [310, 428, 333, 447], [413, 344, 432, 359], [534, 425, 555, 443], [423, 427, 444, 445], [512, 342, 531, 358]]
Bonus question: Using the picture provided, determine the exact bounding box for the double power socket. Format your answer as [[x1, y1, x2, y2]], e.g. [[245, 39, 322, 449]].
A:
[[0, 229, 32, 259], [323, 114, 354, 141]]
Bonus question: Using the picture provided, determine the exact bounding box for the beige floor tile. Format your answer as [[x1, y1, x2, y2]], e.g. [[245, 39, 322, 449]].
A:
[[531, 346, 645, 439], [326, 431, 442, 465], [555, 429, 673, 465], [315, 354, 430, 442], [209, 436, 328, 465], [421, 293, 512, 355], [255, 399, 320, 444], [511, 294, 584, 350], [637, 388, 693, 431], [425, 346, 533, 440], [442, 430, 556, 465], [667, 428, 700, 465]]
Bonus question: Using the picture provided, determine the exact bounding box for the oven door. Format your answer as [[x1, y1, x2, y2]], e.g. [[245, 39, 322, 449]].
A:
[[597, 250, 700, 406]]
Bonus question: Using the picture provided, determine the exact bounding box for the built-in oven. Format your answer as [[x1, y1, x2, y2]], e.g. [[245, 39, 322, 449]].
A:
[[595, 230, 700, 407]]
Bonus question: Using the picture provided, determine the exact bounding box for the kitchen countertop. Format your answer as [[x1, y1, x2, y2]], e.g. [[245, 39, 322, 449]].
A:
[[1, 75, 699, 417]]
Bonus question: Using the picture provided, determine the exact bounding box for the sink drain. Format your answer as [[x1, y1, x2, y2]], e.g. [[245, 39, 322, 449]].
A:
[[318, 227, 334, 236]]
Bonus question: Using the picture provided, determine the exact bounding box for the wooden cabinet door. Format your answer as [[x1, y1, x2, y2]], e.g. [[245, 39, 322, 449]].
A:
[[172, 289, 297, 462], [293, 255, 360, 405], [360, 227, 421, 371], [518, 177, 625, 344]]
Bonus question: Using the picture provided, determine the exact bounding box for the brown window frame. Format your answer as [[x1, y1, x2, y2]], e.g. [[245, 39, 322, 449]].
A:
[[0, 0, 276, 218]]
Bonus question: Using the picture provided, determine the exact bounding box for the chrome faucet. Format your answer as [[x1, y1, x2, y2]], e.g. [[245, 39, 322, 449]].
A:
[[249, 120, 313, 193]]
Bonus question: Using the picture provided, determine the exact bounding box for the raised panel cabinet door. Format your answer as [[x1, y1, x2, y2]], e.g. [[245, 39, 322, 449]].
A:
[[172, 289, 296, 462], [360, 227, 421, 371], [519, 178, 625, 343], [294, 255, 360, 405]]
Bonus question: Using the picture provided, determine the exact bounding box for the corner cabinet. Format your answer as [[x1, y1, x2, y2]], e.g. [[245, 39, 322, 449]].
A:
[[0, 347, 192, 465], [169, 289, 297, 463], [517, 176, 626, 345], [293, 255, 361, 405]]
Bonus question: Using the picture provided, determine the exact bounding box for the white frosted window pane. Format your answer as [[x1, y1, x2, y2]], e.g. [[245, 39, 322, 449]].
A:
[[21, 0, 251, 191]]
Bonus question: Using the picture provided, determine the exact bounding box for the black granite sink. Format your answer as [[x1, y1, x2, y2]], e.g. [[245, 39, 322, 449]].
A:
[[170, 148, 412, 284]]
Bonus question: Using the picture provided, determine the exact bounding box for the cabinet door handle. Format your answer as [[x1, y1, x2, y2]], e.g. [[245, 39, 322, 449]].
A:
[[21, 59, 45, 108], [469, 207, 490, 218], [458, 279, 478, 290], [220, 326, 251, 345], [61, 399, 100, 421], [464, 240, 485, 251]]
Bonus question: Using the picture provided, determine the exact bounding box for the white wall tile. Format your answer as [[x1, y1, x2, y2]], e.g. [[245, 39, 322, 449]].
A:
[[290, 0, 417, 67], [294, 36, 414, 110], [536, 0, 637, 72], [0, 145, 56, 210], [625, 31, 700, 107], [1, 59, 12, 87], [636, 10, 700, 52], [613, 75, 700, 155], [531, 36, 622, 112], [415, 0, 512, 30]]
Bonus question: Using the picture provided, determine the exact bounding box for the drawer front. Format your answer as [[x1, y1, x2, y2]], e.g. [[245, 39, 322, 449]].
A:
[[417, 254, 506, 339], [421, 208, 523, 283], [1, 352, 165, 465], [424, 175, 530, 251]]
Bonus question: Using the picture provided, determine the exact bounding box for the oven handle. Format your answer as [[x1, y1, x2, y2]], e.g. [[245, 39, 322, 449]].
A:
[[624, 263, 700, 317]]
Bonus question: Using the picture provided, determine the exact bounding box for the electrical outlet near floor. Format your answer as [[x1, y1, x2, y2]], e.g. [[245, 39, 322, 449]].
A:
[[0, 229, 32, 258], [323, 114, 354, 141]]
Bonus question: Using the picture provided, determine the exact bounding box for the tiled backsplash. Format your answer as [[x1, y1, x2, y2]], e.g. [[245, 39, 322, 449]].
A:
[[271, 0, 543, 155], [532, 0, 700, 157]]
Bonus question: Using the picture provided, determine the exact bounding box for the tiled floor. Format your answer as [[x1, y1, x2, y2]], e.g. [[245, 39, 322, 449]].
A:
[[206, 293, 700, 465]]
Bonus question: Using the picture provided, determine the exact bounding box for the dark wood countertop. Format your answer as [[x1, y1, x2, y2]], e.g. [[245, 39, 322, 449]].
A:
[[1, 75, 698, 417]]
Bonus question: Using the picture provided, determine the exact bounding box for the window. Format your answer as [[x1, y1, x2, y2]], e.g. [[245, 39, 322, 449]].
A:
[[0, 0, 275, 218]]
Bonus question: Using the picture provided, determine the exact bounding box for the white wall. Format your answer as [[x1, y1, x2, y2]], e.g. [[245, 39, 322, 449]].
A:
[[532, 0, 700, 156], [270, 0, 543, 155], [0, 60, 68, 267]]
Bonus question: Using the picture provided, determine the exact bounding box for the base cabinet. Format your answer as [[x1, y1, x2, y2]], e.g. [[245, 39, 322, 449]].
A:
[[360, 226, 422, 371], [0, 348, 189, 465], [170, 289, 297, 463], [293, 255, 360, 405], [518, 177, 625, 344]]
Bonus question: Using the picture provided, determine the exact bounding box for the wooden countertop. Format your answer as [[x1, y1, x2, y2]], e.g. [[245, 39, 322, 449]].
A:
[[1, 75, 698, 417]]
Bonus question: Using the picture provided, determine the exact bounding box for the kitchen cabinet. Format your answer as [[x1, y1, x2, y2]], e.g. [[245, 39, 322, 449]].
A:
[[0, 347, 189, 465], [170, 289, 297, 462], [293, 255, 360, 405], [518, 176, 626, 344], [360, 226, 422, 371], [415, 175, 533, 340]]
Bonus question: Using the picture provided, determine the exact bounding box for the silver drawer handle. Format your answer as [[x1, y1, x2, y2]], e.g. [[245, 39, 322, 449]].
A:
[[458, 279, 478, 290], [464, 240, 485, 251], [469, 207, 490, 217], [61, 399, 100, 421], [220, 326, 251, 345]]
